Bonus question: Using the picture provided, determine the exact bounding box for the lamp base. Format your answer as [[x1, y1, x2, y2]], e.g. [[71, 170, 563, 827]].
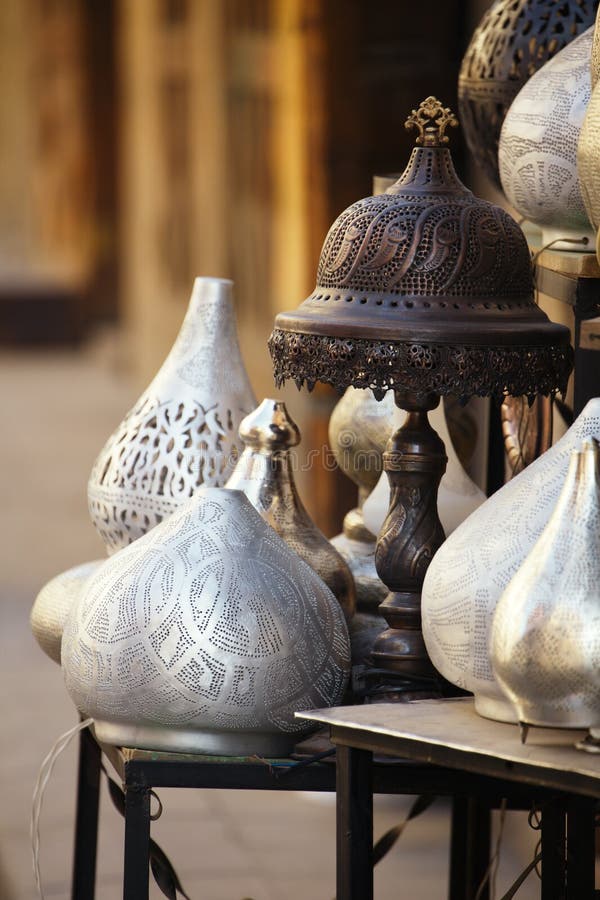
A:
[[369, 593, 441, 691], [365, 392, 448, 701], [354, 667, 442, 704]]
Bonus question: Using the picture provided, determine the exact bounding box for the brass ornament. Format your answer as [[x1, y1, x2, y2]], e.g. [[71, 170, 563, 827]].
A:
[[501, 395, 553, 478], [226, 399, 356, 623], [270, 333, 571, 404], [405, 96, 458, 147]]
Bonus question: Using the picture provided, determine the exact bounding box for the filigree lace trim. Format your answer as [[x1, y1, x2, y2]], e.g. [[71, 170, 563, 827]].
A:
[[269, 329, 572, 403]]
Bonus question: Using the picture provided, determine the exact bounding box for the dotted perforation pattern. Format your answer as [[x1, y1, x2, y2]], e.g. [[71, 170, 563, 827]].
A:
[[63, 490, 350, 737], [314, 195, 532, 299]]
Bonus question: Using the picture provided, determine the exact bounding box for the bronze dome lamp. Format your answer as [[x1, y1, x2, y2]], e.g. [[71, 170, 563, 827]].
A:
[[269, 97, 573, 700]]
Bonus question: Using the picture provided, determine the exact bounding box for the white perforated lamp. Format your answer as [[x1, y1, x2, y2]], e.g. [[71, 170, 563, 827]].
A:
[[62, 487, 350, 756]]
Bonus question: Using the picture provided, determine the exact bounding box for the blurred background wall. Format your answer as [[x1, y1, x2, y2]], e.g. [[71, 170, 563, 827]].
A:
[[0, 0, 482, 535]]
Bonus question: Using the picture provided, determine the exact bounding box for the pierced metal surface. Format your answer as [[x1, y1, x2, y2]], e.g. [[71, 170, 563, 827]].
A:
[[459, 0, 597, 187], [499, 28, 594, 244], [270, 331, 572, 403], [63, 488, 350, 757], [270, 99, 572, 403], [491, 440, 600, 728], [270, 96, 574, 704], [306, 155, 533, 310], [422, 398, 600, 723], [578, 80, 600, 231], [226, 399, 356, 622], [88, 278, 256, 553]]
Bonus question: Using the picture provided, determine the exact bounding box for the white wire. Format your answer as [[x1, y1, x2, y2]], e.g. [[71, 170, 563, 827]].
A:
[[31, 718, 93, 899]]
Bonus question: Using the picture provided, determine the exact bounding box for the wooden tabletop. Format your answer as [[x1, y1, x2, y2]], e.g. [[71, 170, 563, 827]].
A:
[[523, 221, 600, 277], [532, 246, 600, 278], [297, 698, 600, 799]]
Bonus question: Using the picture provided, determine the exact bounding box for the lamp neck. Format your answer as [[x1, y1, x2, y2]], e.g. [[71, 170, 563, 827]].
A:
[[387, 146, 469, 197], [394, 390, 440, 412]]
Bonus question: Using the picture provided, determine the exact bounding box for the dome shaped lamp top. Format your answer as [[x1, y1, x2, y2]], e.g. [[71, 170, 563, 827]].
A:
[[269, 98, 573, 404]]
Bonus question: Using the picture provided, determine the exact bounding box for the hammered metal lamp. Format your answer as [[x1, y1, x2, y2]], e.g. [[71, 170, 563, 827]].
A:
[[269, 97, 573, 700]]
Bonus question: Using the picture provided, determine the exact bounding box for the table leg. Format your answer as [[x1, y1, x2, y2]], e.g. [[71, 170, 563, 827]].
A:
[[336, 745, 373, 900], [123, 784, 151, 900], [448, 797, 491, 900], [540, 799, 566, 900], [449, 797, 470, 900], [565, 796, 596, 900], [71, 727, 101, 900]]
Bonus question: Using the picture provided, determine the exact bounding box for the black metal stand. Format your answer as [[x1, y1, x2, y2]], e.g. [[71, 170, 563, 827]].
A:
[[449, 796, 492, 900], [336, 746, 373, 900], [71, 728, 502, 900], [123, 785, 151, 900], [72, 723, 597, 900], [334, 743, 597, 900], [71, 727, 101, 900], [566, 796, 596, 899]]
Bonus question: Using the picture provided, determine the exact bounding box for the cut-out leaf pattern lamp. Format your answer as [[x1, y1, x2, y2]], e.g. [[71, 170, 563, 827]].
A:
[[269, 97, 573, 700]]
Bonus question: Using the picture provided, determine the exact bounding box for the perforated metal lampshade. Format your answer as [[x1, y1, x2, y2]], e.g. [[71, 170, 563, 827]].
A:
[[269, 98, 573, 403], [459, 0, 597, 188]]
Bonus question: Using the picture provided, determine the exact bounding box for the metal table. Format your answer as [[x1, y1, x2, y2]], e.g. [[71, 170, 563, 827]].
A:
[[300, 697, 600, 900], [70, 718, 544, 900]]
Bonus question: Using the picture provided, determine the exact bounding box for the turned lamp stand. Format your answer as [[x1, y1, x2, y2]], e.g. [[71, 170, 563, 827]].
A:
[[367, 393, 448, 700]]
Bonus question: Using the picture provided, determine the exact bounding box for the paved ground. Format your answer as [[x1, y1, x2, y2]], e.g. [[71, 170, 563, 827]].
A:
[[0, 343, 541, 899]]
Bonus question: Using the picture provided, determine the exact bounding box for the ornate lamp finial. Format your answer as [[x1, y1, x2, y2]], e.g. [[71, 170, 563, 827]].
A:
[[405, 96, 458, 147]]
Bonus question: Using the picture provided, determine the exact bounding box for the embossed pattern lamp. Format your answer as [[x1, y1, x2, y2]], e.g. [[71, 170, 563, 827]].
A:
[[269, 98, 573, 699]]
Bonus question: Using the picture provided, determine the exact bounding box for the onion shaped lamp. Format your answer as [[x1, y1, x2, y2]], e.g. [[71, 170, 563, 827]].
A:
[[459, 0, 597, 188], [268, 97, 573, 700]]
